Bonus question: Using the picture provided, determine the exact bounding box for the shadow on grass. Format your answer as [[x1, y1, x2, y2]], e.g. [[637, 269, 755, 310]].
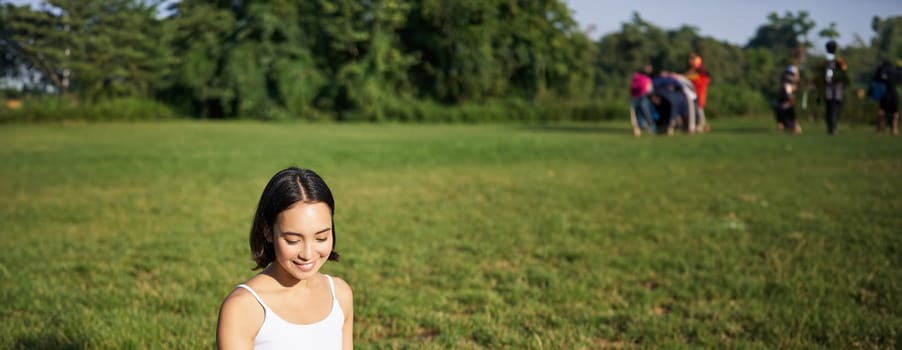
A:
[[14, 335, 84, 350], [519, 124, 630, 134], [710, 125, 774, 134], [520, 124, 774, 135]]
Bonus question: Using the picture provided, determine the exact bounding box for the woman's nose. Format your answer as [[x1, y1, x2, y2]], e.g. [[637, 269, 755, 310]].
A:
[[299, 241, 314, 260]]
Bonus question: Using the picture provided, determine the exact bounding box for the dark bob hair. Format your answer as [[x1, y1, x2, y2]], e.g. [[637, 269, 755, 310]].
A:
[[249, 167, 339, 269]]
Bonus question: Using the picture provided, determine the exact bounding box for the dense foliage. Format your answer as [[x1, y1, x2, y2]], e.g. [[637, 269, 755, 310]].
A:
[[1, 1, 900, 121]]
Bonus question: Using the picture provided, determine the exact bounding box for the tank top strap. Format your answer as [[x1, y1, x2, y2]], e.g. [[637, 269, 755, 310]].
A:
[[236, 284, 270, 310], [324, 275, 337, 300]]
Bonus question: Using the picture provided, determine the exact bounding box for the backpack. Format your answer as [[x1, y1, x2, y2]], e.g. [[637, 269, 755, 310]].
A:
[[867, 81, 886, 101]]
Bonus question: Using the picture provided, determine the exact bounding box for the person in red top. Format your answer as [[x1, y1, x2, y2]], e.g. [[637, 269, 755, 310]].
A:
[[685, 53, 711, 132]]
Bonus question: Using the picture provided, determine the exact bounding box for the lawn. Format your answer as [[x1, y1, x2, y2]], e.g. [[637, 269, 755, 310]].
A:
[[1, 118, 900, 349]]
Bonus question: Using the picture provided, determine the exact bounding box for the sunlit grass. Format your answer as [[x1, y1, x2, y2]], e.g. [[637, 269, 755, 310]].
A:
[[1, 118, 900, 348]]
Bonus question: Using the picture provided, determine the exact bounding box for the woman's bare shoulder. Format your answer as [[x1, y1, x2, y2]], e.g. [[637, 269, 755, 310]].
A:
[[330, 276, 352, 294], [330, 276, 353, 310], [217, 284, 265, 347], [220, 285, 264, 318], [219, 276, 269, 326]]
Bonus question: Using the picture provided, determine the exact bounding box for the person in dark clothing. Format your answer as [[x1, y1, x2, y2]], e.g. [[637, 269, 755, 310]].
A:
[[816, 40, 849, 135], [872, 60, 900, 135], [775, 65, 802, 134], [651, 74, 691, 135]]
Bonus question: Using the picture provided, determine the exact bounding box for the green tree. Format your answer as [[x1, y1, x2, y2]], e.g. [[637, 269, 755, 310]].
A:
[[167, 0, 325, 119], [747, 11, 816, 52], [742, 47, 779, 94], [594, 14, 744, 92], [871, 16, 902, 62], [818, 22, 840, 41], [499, 0, 596, 99], [742, 11, 819, 103], [692, 36, 746, 86], [400, 0, 506, 103], [594, 13, 668, 95], [397, 0, 594, 103], [304, 0, 417, 120], [1, 3, 74, 94], [0, 0, 172, 100]]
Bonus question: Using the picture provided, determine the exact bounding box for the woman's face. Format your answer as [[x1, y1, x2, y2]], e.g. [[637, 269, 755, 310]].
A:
[[269, 201, 333, 281]]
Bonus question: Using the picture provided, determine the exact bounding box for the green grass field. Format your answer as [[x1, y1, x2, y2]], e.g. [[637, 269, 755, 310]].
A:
[[1, 118, 900, 349]]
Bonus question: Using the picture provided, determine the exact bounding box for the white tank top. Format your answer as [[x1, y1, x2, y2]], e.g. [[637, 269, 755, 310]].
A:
[[236, 275, 344, 350]]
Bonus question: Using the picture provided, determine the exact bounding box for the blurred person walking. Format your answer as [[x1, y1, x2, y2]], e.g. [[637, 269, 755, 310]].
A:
[[774, 64, 802, 134], [871, 60, 900, 135], [816, 40, 849, 135]]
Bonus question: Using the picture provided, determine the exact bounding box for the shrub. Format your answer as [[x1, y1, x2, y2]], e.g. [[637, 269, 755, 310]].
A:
[[0, 96, 180, 123], [705, 84, 771, 117], [1, 88, 24, 99], [534, 99, 629, 122]]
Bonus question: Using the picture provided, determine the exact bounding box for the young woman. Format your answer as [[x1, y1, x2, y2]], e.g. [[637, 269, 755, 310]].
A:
[[217, 167, 353, 350]]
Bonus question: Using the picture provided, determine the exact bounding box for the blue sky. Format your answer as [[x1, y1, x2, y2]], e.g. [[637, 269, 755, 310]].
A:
[[564, 0, 901, 50]]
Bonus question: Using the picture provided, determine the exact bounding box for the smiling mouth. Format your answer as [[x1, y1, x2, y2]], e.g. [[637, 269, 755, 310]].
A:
[[294, 261, 316, 272]]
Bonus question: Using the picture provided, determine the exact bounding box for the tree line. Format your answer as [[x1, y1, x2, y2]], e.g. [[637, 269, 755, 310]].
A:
[[1, 0, 900, 122]]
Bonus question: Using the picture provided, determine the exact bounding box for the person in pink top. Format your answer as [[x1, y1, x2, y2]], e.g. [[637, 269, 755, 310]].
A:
[[217, 167, 353, 350], [630, 64, 656, 136]]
